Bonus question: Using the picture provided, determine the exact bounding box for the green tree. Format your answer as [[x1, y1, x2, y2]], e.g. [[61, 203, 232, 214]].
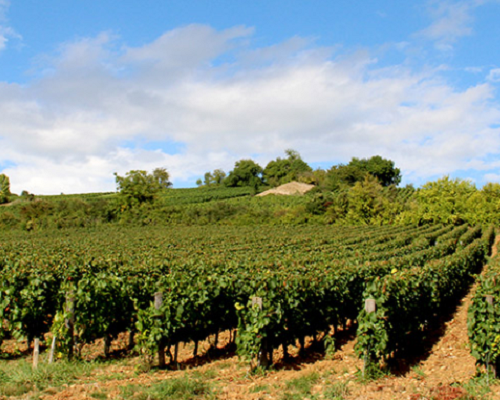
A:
[[199, 169, 226, 187], [0, 174, 11, 204], [399, 176, 476, 225], [115, 169, 170, 207], [348, 155, 401, 187], [325, 164, 367, 191], [263, 149, 312, 187], [152, 167, 172, 189], [224, 159, 263, 188]]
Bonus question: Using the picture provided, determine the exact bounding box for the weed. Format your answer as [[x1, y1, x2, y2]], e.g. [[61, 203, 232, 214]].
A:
[[0, 359, 97, 397], [249, 383, 269, 393], [119, 374, 215, 400], [280, 372, 320, 400], [323, 381, 349, 400], [412, 365, 426, 380], [459, 373, 495, 400], [355, 360, 387, 382], [89, 391, 109, 400]]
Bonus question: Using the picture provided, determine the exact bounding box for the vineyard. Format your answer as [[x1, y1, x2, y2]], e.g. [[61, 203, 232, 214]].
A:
[[0, 223, 495, 378]]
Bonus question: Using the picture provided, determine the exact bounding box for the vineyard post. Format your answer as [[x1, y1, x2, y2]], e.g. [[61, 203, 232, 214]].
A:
[[154, 292, 165, 368], [128, 330, 134, 351], [104, 334, 111, 358], [363, 299, 376, 378], [33, 338, 39, 369], [65, 289, 75, 360], [48, 335, 56, 364], [252, 296, 269, 368]]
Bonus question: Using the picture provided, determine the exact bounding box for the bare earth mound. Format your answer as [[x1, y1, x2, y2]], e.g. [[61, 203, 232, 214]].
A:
[[257, 181, 315, 197]]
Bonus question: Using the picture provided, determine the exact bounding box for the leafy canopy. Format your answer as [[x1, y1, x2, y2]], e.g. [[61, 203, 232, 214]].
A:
[[0, 174, 11, 204], [325, 155, 401, 191], [263, 149, 312, 187], [115, 168, 171, 207], [224, 159, 263, 188]]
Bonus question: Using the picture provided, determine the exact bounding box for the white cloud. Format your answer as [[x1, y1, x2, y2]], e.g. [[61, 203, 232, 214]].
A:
[[0, 0, 20, 52], [487, 68, 500, 82], [1, 25, 500, 194], [484, 173, 500, 182], [417, 0, 481, 51]]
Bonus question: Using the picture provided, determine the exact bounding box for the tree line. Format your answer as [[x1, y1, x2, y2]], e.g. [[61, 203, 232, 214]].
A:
[[196, 150, 401, 191], [1, 152, 500, 230]]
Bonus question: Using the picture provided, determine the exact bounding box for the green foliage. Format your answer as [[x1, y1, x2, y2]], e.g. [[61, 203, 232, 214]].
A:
[[324, 155, 401, 191], [400, 176, 477, 225], [115, 169, 170, 208], [0, 359, 96, 397], [224, 159, 263, 188], [323, 381, 350, 400], [0, 223, 464, 368], [281, 372, 319, 399], [152, 167, 172, 189], [468, 228, 500, 376], [0, 174, 11, 204], [201, 169, 226, 187], [348, 155, 401, 187], [325, 164, 367, 191], [263, 149, 312, 187], [356, 226, 493, 363], [119, 375, 214, 400]]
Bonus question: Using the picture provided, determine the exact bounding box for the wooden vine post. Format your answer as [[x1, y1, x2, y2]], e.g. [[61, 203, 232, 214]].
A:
[[154, 292, 165, 368], [252, 296, 269, 368], [363, 298, 376, 377], [65, 288, 75, 360], [33, 338, 40, 369], [48, 335, 56, 364]]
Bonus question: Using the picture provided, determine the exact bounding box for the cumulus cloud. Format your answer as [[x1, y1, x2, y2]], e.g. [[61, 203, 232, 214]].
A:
[[0, 24, 500, 193]]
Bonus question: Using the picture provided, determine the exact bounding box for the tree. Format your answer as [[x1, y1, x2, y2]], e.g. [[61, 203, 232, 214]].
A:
[[0, 174, 11, 204], [224, 159, 263, 188], [348, 155, 401, 187], [399, 176, 476, 225], [152, 168, 172, 189], [199, 169, 226, 187], [115, 168, 171, 207], [212, 169, 226, 185], [325, 164, 367, 191], [263, 149, 312, 187]]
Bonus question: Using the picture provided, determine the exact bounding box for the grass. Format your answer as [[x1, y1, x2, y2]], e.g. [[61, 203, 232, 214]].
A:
[[458, 373, 496, 399], [280, 372, 320, 400], [0, 359, 97, 397], [323, 381, 350, 400], [118, 374, 216, 399], [412, 365, 427, 380], [249, 383, 270, 393]]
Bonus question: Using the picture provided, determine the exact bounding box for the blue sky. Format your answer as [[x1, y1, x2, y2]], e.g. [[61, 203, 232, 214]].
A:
[[1, 0, 500, 193]]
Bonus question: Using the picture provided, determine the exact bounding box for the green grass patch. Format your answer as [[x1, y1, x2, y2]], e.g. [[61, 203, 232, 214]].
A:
[[0, 359, 97, 397], [119, 374, 216, 399], [323, 381, 350, 400], [280, 372, 320, 400]]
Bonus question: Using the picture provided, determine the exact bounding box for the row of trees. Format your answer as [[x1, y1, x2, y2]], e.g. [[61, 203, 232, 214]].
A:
[[197, 151, 402, 191]]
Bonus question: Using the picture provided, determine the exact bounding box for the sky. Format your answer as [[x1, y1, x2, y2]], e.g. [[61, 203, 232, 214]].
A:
[[1, 0, 500, 194]]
